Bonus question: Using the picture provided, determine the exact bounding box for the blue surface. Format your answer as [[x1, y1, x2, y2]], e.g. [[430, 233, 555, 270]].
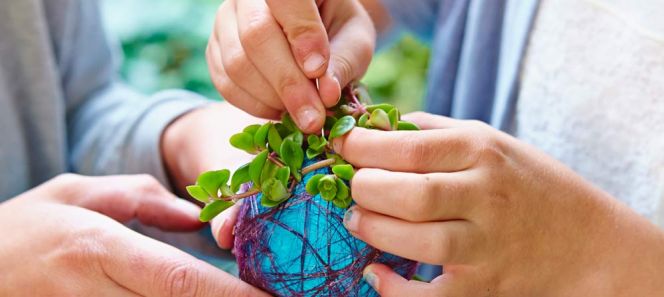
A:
[[234, 158, 416, 297]]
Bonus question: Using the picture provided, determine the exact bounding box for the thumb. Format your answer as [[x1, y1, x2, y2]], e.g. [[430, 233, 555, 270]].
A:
[[42, 174, 203, 231], [266, 0, 330, 78], [318, 3, 375, 107]]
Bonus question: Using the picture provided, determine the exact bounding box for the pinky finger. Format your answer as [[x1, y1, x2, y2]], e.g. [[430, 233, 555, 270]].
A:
[[363, 263, 441, 297], [206, 40, 281, 120]]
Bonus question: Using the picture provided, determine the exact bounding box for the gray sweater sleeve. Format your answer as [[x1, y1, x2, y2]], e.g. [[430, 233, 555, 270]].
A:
[[63, 1, 208, 185]]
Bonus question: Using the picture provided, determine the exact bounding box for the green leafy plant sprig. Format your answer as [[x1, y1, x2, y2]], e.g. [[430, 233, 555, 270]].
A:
[[186, 83, 420, 222]]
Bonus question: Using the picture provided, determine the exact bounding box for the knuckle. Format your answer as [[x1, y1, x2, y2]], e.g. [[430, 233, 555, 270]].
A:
[[136, 174, 163, 195], [222, 51, 250, 80], [401, 135, 435, 169], [403, 176, 438, 221], [240, 13, 274, 49], [159, 262, 202, 297], [277, 75, 303, 98], [431, 232, 454, 264], [54, 226, 110, 269]]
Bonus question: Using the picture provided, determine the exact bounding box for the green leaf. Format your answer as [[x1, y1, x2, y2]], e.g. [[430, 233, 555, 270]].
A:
[[261, 195, 286, 208], [397, 121, 420, 131], [249, 150, 269, 187], [285, 131, 304, 146], [357, 113, 369, 127], [276, 166, 291, 187], [230, 132, 257, 154], [324, 116, 338, 131], [197, 170, 230, 197], [369, 109, 391, 131], [199, 200, 234, 222], [366, 103, 395, 113], [267, 124, 283, 153], [329, 115, 356, 139], [318, 175, 338, 201], [186, 185, 209, 203], [274, 123, 291, 138], [332, 196, 352, 209], [243, 124, 261, 135], [388, 108, 400, 130], [306, 174, 325, 195], [280, 139, 304, 179], [231, 163, 251, 192], [262, 178, 289, 203], [254, 122, 271, 150], [335, 179, 349, 201], [306, 147, 323, 159], [281, 113, 298, 133], [260, 159, 278, 185], [332, 164, 355, 181], [219, 185, 234, 197], [326, 152, 348, 165]]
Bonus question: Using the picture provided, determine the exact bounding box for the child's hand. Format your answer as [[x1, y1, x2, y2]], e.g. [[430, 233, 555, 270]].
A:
[[206, 0, 375, 133], [334, 112, 664, 296]]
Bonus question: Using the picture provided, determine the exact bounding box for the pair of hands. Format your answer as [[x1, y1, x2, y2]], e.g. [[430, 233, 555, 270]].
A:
[[206, 1, 664, 296]]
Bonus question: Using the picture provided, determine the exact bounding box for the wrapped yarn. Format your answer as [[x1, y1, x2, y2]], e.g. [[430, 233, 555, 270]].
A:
[[233, 158, 417, 297]]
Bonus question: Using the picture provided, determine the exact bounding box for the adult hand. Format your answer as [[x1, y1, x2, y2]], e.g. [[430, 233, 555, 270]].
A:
[[333, 112, 664, 296], [0, 174, 268, 297], [206, 0, 375, 133]]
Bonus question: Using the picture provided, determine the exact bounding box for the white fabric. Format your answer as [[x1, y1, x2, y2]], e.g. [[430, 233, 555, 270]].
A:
[[514, 0, 664, 225]]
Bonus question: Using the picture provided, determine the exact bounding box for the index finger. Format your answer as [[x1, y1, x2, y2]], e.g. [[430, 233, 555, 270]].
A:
[[102, 227, 269, 297], [265, 0, 330, 78], [332, 127, 476, 173]]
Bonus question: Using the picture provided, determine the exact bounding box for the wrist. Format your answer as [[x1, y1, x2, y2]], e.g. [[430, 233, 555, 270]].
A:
[[553, 191, 664, 296]]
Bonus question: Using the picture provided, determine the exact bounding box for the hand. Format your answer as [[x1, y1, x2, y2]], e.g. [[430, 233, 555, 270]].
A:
[[161, 102, 264, 249], [333, 112, 664, 296], [206, 0, 375, 133], [0, 174, 268, 296]]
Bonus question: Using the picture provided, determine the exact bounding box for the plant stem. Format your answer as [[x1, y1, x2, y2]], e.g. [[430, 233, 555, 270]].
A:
[[268, 153, 286, 167], [346, 86, 367, 114], [222, 189, 260, 202], [302, 158, 336, 175]]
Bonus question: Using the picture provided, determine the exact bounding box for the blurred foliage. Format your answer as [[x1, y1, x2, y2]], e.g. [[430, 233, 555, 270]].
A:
[[102, 0, 430, 112]]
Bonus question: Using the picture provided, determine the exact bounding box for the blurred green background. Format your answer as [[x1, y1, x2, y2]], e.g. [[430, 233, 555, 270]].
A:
[[102, 0, 430, 113]]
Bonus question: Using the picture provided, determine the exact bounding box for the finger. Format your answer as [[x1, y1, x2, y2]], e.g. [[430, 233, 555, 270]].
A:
[[46, 174, 203, 232], [343, 206, 476, 264], [214, 3, 284, 110], [351, 168, 478, 222], [101, 228, 270, 297], [265, 0, 330, 78], [317, 70, 342, 107], [210, 201, 242, 250], [207, 38, 281, 120], [363, 263, 443, 297], [401, 112, 463, 130], [324, 0, 375, 88], [236, 0, 326, 133], [333, 127, 476, 173]]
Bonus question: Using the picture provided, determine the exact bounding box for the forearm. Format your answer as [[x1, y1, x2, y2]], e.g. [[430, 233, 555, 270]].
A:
[[161, 101, 266, 194]]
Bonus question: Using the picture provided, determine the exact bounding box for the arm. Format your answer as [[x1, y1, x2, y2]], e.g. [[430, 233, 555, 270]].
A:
[[62, 1, 208, 187]]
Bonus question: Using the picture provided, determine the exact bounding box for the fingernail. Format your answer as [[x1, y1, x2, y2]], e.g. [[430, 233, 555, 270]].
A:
[[343, 207, 360, 232], [363, 267, 379, 290], [297, 106, 318, 130], [173, 199, 201, 218], [304, 53, 325, 74]]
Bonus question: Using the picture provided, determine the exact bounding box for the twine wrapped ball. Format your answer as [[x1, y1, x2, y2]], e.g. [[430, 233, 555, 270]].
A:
[[233, 158, 417, 297]]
